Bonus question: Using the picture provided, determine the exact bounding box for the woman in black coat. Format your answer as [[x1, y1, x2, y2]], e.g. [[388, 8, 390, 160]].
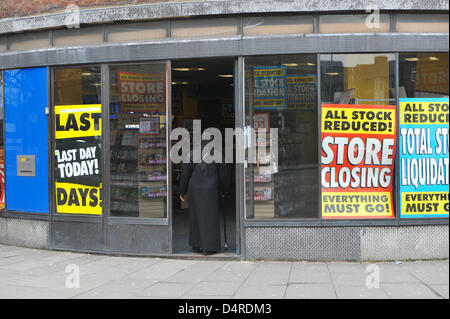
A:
[[179, 143, 231, 255]]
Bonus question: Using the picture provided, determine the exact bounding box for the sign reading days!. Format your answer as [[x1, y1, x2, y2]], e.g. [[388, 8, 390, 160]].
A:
[[321, 104, 396, 219], [399, 98, 449, 218], [54, 104, 102, 215]]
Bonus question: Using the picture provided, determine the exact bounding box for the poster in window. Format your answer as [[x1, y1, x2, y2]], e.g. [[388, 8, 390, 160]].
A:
[[321, 104, 396, 219], [54, 104, 102, 215], [140, 117, 160, 135], [287, 74, 316, 110], [399, 98, 449, 218], [252, 66, 287, 110], [118, 71, 166, 113]]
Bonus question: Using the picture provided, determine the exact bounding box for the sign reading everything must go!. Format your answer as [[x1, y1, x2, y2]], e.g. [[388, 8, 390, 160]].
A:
[[54, 104, 102, 215], [321, 104, 397, 219], [399, 98, 449, 218]]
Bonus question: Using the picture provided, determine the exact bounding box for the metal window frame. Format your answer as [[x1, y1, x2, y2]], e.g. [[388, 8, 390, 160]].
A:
[[106, 60, 171, 226]]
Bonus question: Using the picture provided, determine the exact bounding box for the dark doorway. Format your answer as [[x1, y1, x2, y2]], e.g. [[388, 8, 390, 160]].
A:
[[171, 58, 237, 257]]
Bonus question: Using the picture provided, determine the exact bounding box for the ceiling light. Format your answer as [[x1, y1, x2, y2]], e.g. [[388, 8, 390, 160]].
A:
[[282, 63, 299, 67], [172, 81, 189, 85], [218, 74, 233, 78], [195, 68, 206, 71], [404, 57, 420, 62], [306, 62, 316, 66], [81, 72, 93, 76], [173, 68, 191, 72], [428, 57, 440, 61], [326, 72, 339, 76]]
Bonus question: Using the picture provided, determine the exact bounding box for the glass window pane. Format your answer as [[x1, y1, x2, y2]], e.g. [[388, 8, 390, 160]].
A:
[[320, 14, 390, 33], [53, 27, 104, 47], [53, 67, 103, 215], [320, 53, 396, 105], [399, 53, 449, 98], [0, 72, 4, 211], [243, 16, 314, 36], [107, 21, 168, 43], [245, 54, 319, 219], [109, 63, 168, 219], [7, 31, 50, 51], [396, 14, 449, 33], [171, 17, 238, 38]]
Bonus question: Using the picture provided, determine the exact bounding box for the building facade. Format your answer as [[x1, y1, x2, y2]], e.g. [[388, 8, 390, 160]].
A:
[[0, 0, 448, 260]]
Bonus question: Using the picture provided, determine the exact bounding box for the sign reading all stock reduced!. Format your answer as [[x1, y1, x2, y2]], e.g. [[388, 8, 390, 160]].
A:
[[399, 98, 449, 218], [54, 104, 102, 215], [321, 104, 396, 219]]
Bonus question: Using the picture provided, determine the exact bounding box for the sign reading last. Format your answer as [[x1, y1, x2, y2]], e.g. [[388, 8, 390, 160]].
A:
[[55, 105, 102, 139]]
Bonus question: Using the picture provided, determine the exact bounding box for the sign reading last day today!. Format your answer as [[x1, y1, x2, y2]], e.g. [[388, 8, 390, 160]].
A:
[[399, 98, 449, 218], [321, 104, 396, 219], [54, 104, 102, 215]]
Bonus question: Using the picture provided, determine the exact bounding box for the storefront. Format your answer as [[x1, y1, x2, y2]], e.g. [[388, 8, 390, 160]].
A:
[[0, 0, 448, 260]]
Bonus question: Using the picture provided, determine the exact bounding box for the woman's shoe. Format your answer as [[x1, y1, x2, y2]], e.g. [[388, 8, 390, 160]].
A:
[[202, 250, 216, 256], [192, 246, 202, 253]]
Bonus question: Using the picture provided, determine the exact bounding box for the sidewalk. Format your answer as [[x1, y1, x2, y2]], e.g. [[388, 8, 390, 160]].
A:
[[0, 244, 448, 299]]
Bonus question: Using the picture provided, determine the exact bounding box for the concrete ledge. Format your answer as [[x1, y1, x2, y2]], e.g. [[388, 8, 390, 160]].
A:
[[1, 0, 448, 35]]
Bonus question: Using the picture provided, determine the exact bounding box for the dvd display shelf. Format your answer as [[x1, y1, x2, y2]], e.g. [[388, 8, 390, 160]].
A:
[[137, 134, 167, 219]]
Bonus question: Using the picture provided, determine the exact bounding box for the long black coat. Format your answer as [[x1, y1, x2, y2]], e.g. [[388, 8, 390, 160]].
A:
[[179, 153, 231, 252]]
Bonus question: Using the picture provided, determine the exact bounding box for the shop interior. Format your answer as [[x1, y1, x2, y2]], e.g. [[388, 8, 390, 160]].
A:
[[171, 58, 237, 255]]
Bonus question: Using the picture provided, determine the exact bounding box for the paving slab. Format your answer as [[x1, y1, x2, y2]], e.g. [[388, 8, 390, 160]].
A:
[[233, 284, 287, 299], [429, 284, 449, 299], [382, 283, 442, 299], [289, 269, 332, 284], [133, 282, 196, 298], [334, 285, 390, 299], [184, 281, 242, 297], [285, 284, 336, 299]]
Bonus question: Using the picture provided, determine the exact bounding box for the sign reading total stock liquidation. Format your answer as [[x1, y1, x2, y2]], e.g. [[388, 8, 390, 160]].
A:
[[54, 104, 102, 215], [321, 104, 396, 219], [399, 98, 449, 218]]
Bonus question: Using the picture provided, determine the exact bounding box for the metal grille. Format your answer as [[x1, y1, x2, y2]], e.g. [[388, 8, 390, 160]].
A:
[[245, 227, 361, 261], [361, 226, 449, 261], [246, 226, 449, 261], [0, 217, 49, 249]]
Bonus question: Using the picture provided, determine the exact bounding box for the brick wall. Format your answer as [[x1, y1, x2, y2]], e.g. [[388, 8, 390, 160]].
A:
[[0, 0, 181, 20]]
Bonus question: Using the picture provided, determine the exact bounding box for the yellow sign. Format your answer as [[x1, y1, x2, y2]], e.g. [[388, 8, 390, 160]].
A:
[[55, 104, 102, 140], [401, 192, 449, 218], [55, 182, 102, 215], [399, 101, 449, 125], [322, 192, 393, 219]]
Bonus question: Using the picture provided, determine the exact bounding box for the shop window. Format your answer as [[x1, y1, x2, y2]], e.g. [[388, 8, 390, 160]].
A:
[[245, 54, 319, 219], [171, 17, 238, 38], [53, 27, 104, 47], [0, 71, 4, 211], [319, 14, 390, 33], [7, 31, 50, 52], [321, 54, 396, 106], [53, 67, 103, 215], [107, 21, 168, 43], [320, 54, 397, 220], [399, 53, 449, 98], [243, 16, 314, 36], [109, 63, 168, 219], [396, 14, 449, 33]]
